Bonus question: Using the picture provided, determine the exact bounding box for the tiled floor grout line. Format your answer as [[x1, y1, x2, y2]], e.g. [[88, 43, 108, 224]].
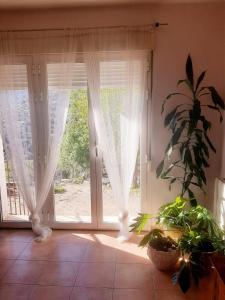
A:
[[111, 262, 118, 299], [0, 231, 214, 300], [73, 261, 82, 288]]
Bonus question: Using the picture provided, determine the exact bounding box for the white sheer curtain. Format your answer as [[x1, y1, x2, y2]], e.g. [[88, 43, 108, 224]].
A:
[[0, 31, 75, 241], [0, 27, 152, 241], [86, 47, 149, 239], [214, 178, 225, 230]]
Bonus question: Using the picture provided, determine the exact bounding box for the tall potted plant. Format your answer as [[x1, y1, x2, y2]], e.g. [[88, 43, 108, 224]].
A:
[[131, 55, 225, 293], [156, 55, 225, 206]]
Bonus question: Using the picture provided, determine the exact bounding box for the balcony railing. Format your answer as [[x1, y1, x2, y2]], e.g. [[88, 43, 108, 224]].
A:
[[4, 159, 29, 220]]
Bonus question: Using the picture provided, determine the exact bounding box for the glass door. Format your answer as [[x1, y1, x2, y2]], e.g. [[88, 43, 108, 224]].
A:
[[0, 53, 150, 230], [91, 54, 150, 230], [0, 56, 34, 225], [47, 55, 149, 230], [42, 56, 98, 229]]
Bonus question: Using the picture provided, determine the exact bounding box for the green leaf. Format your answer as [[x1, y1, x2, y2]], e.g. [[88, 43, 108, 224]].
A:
[[183, 148, 192, 165], [164, 107, 178, 127], [139, 233, 153, 247], [161, 93, 187, 113], [171, 126, 184, 146], [186, 55, 194, 87], [156, 160, 164, 178], [202, 156, 209, 168], [177, 79, 193, 91], [161, 165, 174, 178], [161, 160, 181, 179], [169, 178, 176, 191], [208, 86, 225, 110], [201, 142, 209, 158], [129, 213, 152, 234], [208, 106, 224, 122], [192, 146, 201, 166], [177, 261, 191, 293], [207, 105, 217, 110], [169, 110, 188, 132], [204, 132, 216, 153], [188, 189, 197, 207], [177, 79, 187, 86], [199, 169, 206, 185], [195, 70, 206, 93], [200, 116, 211, 131], [165, 142, 172, 156], [183, 174, 193, 193], [190, 100, 201, 122]]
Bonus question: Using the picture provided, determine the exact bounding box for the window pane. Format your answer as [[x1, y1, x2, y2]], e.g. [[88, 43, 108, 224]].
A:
[[99, 59, 142, 224], [102, 149, 141, 223], [53, 89, 91, 223], [47, 62, 92, 223], [0, 64, 30, 221]]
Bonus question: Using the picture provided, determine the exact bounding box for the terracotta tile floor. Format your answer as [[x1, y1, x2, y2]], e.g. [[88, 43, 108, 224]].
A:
[[0, 229, 215, 300]]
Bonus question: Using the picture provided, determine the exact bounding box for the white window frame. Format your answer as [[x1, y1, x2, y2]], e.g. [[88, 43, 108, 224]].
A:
[[0, 52, 151, 230]]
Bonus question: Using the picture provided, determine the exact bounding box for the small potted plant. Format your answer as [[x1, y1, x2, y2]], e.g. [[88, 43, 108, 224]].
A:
[[131, 55, 225, 293], [142, 228, 179, 270]]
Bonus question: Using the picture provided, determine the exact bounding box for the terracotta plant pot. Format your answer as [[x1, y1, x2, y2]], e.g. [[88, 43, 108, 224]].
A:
[[211, 254, 225, 300], [147, 245, 180, 271]]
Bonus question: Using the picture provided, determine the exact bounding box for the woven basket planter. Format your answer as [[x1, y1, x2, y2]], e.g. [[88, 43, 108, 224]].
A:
[[147, 245, 180, 271]]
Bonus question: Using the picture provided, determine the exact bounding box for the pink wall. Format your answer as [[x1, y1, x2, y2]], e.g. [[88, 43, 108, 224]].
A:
[[0, 3, 224, 212]]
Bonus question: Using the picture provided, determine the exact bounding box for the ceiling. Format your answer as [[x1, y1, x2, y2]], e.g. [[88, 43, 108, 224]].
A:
[[0, 0, 223, 9]]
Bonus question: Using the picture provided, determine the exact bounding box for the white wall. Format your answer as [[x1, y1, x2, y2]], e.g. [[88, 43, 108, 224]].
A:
[[0, 2, 224, 212]]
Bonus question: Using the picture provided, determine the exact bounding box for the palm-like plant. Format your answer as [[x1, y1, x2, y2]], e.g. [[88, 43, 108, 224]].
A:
[[156, 55, 225, 206]]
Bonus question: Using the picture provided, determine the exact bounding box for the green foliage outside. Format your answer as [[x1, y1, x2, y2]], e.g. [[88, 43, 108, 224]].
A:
[[58, 87, 140, 188], [59, 89, 90, 181], [54, 185, 66, 194]]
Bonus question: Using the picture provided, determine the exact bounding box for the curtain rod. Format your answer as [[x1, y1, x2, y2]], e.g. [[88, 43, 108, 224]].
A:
[[0, 22, 168, 33]]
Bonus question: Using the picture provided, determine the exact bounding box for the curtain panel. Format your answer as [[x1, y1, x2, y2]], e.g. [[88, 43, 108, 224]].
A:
[[0, 27, 153, 241]]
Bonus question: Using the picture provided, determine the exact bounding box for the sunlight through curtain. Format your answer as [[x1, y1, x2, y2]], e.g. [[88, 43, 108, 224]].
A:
[[84, 28, 151, 239], [0, 31, 75, 241], [0, 27, 153, 241]]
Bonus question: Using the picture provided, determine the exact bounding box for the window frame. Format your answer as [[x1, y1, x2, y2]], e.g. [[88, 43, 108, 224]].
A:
[[0, 52, 151, 230]]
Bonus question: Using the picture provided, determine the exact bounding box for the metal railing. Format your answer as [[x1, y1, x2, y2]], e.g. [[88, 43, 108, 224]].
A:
[[5, 160, 29, 217]]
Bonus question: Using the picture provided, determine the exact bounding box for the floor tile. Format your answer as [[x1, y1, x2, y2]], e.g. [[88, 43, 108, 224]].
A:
[[0, 230, 216, 300], [115, 243, 150, 264], [76, 262, 115, 288], [155, 290, 188, 300], [0, 230, 10, 240], [0, 260, 15, 279], [186, 284, 214, 300], [70, 287, 113, 300], [51, 231, 93, 244], [38, 261, 80, 286], [113, 288, 154, 300], [29, 285, 72, 300], [0, 229, 33, 242], [51, 242, 88, 262], [0, 241, 27, 259], [82, 244, 116, 262], [114, 263, 153, 289], [152, 268, 179, 290], [18, 241, 56, 260], [91, 232, 119, 247], [0, 284, 33, 300], [2, 260, 44, 284]]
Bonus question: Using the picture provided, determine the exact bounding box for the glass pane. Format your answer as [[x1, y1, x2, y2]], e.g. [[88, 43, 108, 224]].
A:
[[52, 85, 91, 223], [47, 61, 91, 223], [2, 151, 29, 221], [0, 64, 30, 221], [99, 59, 142, 224], [102, 148, 141, 223]]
